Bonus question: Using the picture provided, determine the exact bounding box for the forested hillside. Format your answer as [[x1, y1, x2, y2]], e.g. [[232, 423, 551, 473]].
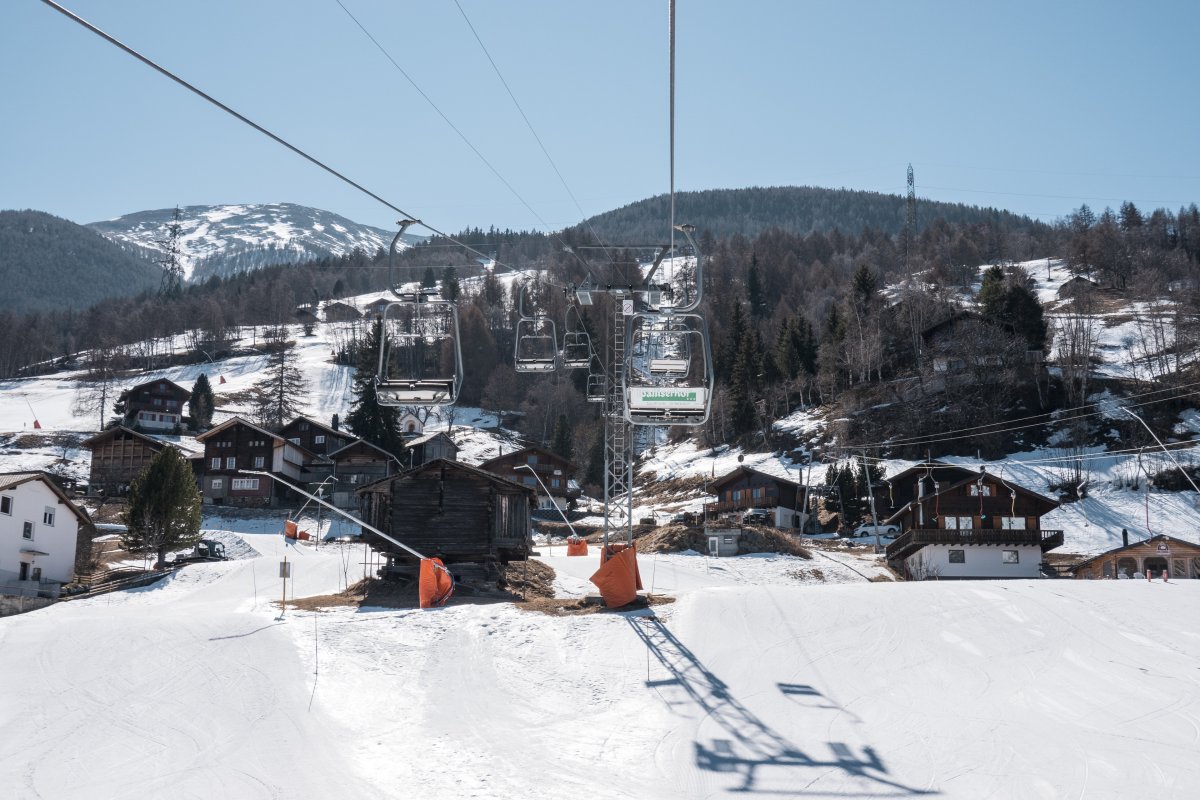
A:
[[574, 186, 1044, 243], [4, 190, 1197, 492], [0, 210, 159, 313]]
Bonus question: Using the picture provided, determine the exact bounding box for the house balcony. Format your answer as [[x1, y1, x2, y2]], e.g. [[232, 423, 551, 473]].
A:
[[886, 529, 1064, 563], [704, 490, 798, 516]]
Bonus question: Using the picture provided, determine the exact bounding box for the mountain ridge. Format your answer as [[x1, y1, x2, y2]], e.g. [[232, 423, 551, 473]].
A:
[[0, 209, 160, 314], [86, 202, 414, 282]]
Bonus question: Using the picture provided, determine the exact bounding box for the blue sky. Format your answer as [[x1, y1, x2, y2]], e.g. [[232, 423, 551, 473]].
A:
[[3, 0, 1198, 235]]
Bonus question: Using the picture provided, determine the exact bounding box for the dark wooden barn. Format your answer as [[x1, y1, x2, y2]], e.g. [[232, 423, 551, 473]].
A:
[[357, 458, 533, 567]]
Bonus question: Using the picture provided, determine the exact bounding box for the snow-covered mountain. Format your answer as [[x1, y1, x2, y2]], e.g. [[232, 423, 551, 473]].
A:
[[87, 203, 420, 281]]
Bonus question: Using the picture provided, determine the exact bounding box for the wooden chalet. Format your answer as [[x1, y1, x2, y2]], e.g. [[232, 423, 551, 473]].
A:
[[195, 417, 309, 507], [357, 458, 532, 567], [277, 416, 357, 486], [82, 426, 202, 496], [83, 426, 169, 496], [279, 416, 355, 458], [322, 301, 361, 322], [119, 378, 191, 432], [1072, 533, 1200, 580], [704, 465, 811, 530], [882, 465, 1062, 579], [405, 431, 458, 467], [478, 446, 579, 511], [329, 439, 400, 508], [363, 297, 393, 318]]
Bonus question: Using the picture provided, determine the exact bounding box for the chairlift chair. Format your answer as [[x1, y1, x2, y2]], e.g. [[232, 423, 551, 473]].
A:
[[375, 299, 463, 406], [560, 304, 592, 369], [586, 371, 606, 403], [374, 223, 464, 407], [514, 284, 558, 373], [623, 311, 713, 426]]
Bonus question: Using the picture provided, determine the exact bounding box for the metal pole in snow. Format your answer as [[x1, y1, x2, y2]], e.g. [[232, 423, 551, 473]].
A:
[[1121, 407, 1200, 497], [245, 471, 429, 561], [517, 464, 581, 553]]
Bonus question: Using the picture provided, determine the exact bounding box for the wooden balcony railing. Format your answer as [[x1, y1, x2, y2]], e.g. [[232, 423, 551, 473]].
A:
[[886, 529, 1064, 562], [704, 493, 788, 515]]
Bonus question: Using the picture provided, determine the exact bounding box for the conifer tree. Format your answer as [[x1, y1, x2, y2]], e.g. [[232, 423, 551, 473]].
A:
[[727, 331, 757, 435], [250, 344, 306, 430], [188, 373, 215, 431], [345, 318, 405, 457], [123, 447, 201, 568], [441, 266, 461, 302], [747, 254, 766, 319], [550, 413, 574, 460]]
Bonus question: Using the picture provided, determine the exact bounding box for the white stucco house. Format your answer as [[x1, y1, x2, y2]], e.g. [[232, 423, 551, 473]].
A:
[[1, 472, 90, 596]]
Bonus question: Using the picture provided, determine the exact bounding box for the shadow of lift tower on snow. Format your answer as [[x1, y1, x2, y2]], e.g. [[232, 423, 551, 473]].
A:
[[628, 614, 937, 796]]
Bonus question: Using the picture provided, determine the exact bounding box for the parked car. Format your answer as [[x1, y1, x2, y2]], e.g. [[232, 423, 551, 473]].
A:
[[851, 523, 899, 538], [742, 508, 771, 526]]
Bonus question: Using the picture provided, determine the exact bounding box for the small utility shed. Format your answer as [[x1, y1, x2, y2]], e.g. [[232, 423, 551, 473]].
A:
[[1073, 534, 1200, 580], [357, 459, 533, 566]]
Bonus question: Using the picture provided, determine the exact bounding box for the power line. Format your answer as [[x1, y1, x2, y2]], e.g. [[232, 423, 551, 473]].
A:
[[848, 382, 1200, 451], [449, 0, 614, 264], [855, 439, 1200, 470], [333, 0, 593, 277]]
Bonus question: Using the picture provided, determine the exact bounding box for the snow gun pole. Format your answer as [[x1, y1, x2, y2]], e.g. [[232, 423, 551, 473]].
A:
[[1120, 408, 1200, 499], [517, 464, 580, 553], [244, 471, 429, 562]]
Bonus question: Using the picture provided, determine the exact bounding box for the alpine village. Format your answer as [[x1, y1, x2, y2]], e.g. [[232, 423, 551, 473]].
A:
[[1, 2, 1198, 798]]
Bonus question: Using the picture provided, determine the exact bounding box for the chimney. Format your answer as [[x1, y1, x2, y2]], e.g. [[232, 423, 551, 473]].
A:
[[1121, 528, 1128, 547], [331, 413, 339, 432]]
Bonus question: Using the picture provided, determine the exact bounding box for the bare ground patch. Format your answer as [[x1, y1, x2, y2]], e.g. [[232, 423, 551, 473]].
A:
[[280, 559, 558, 611], [636, 524, 812, 559], [517, 593, 676, 617]]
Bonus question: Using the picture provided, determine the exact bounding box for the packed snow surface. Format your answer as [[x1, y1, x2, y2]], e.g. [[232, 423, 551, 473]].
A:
[[1, 526, 1197, 799]]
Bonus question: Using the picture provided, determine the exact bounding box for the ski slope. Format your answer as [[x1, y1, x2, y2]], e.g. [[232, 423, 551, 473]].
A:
[[1, 527, 1197, 799]]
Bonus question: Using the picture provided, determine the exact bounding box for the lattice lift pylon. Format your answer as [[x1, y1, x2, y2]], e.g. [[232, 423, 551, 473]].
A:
[[602, 290, 634, 548]]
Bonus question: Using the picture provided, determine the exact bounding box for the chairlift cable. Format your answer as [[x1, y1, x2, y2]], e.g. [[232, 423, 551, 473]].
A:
[[37, 0, 559, 288], [335, 0, 595, 277], [449, 0, 616, 265]]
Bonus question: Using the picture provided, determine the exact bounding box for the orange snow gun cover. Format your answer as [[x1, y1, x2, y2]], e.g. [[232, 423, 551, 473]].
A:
[[566, 537, 589, 556], [419, 558, 455, 608], [590, 543, 643, 608], [284, 519, 299, 539]]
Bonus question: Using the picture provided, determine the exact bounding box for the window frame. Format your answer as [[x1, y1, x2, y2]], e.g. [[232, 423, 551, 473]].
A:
[[43, 506, 55, 527], [948, 549, 965, 563], [23, 520, 34, 540], [1001, 549, 1020, 564], [0, 495, 11, 515]]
